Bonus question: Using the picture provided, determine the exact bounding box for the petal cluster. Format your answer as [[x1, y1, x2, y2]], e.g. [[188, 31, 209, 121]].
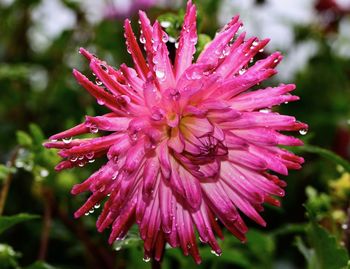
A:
[[45, 0, 307, 264]]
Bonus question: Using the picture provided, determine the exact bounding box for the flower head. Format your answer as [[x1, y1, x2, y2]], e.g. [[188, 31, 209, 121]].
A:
[[45, 0, 307, 264]]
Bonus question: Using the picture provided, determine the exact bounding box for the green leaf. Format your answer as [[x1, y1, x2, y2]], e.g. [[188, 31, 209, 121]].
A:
[[307, 221, 349, 269], [300, 205, 350, 269], [0, 214, 39, 235], [301, 145, 350, 172], [24, 261, 58, 269], [16, 131, 33, 147], [29, 124, 45, 145], [0, 244, 21, 269]]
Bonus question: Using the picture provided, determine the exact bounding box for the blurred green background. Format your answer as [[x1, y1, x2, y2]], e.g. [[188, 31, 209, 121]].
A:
[[1, 0, 350, 268]]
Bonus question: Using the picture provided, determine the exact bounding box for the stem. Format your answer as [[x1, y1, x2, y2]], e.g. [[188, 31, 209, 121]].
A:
[[0, 147, 19, 216], [38, 188, 53, 260]]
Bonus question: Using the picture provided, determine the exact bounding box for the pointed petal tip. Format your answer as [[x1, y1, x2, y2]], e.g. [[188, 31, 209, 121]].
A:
[[79, 47, 94, 61]]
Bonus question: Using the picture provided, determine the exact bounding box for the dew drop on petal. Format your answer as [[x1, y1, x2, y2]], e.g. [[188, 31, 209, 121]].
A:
[[259, 48, 264, 53], [63, 137, 72, 144], [84, 212, 89, 216], [85, 152, 95, 159], [78, 155, 84, 160], [115, 246, 122, 251], [90, 125, 99, 134], [155, 69, 165, 80], [238, 69, 246, 75], [78, 162, 85, 167], [88, 159, 95, 163], [94, 203, 101, 209], [70, 156, 78, 162], [210, 250, 222, 256], [252, 41, 259, 47], [143, 255, 151, 262], [140, 35, 146, 44], [299, 129, 308, 135], [97, 99, 105, 106], [100, 64, 108, 72], [50, 139, 58, 142], [259, 108, 271, 113], [95, 78, 103, 86], [162, 33, 169, 43], [175, 42, 179, 49], [89, 208, 95, 214]]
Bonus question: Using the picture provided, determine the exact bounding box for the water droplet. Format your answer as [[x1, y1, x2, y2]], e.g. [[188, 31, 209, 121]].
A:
[[100, 64, 108, 72], [210, 249, 222, 256], [259, 48, 264, 53], [139, 35, 146, 44], [126, 46, 131, 54], [274, 59, 279, 63], [94, 203, 101, 209], [63, 137, 72, 144], [252, 41, 259, 47], [90, 125, 99, 134], [116, 95, 131, 107], [78, 162, 85, 167], [162, 33, 169, 43], [112, 171, 119, 180], [98, 185, 106, 193], [70, 156, 78, 162], [115, 246, 122, 251], [250, 58, 254, 63], [50, 139, 58, 142], [89, 208, 94, 214], [84, 212, 89, 216], [143, 255, 151, 262], [190, 35, 198, 43], [175, 42, 179, 49], [85, 152, 95, 159], [259, 108, 271, 113], [95, 78, 103, 86], [238, 69, 246, 75], [78, 155, 84, 160], [88, 159, 95, 163], [155, 69, 165, 80], [299, 129, 308, 135], [151, 107, 164, 121], [97, 99, 105, 106], [284, 101, 289, 104], [160, 21, 171, 28], [199, 236, 205, 243], [222, 46, 230, 56], [129, 131, 138, 142], [40, 169, 49, 177]]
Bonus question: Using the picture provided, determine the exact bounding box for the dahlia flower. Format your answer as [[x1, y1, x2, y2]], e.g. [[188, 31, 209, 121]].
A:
[[45, 0, 307, 263]]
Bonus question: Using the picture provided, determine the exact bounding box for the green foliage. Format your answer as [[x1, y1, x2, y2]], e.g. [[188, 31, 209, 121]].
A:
[[0, 244, 21, 269], [0, 214, 39, 235], [295, 204, 350, 269], [24, 261, 57, 269]]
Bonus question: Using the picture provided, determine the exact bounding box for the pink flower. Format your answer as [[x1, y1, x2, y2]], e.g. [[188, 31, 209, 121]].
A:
[[45, 0, 307, 264]]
